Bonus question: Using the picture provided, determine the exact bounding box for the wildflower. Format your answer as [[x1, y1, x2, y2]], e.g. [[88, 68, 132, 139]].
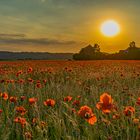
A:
[[36, 83, 42, 88], [29, 97, 37, 105], [65, 67, 72, 72], [112, 113, 120, 120], [43, 79, 47, 84], [28, 78, 34, 83], [27, 67, 33, 73], [16, 70, 23, 77], [124, 106, 135, 116], [78, 105, 97, 125], [47, 67, 53, 74], [77, 95, 81, 99], [14, 117, 26, 127], [18, 79, 25, 84], [133, 118, 139, 125], [6, 80, 10, 84], [72, 100, 80, 107], [71, 108, 76, 113], [0, 109, 2, 114], [96, 93, 114, 114], [10, 96, 17, 103], [44, 99, 55, 107], [136, 97, 140, 105], [0, 80, 5, 83], [20, 96, 26, 101], [32, 118, 38, 124], [1, 92, 8, 100], [16, 106, 27, 116], [64, 96, 72, 102], [10, 80, 14, 83]]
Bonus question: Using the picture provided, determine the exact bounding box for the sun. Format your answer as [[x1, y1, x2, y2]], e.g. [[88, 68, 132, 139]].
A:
[[100, 20, 120, 37]]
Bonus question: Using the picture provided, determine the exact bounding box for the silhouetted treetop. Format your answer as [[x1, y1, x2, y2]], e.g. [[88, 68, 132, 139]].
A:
[[73, 42, 140, 60], [73, 44, 104, 60]]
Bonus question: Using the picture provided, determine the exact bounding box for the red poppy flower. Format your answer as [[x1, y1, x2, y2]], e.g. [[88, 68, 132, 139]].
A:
[[44, 99, 55, 107], [29, 98, 37, 105], [96, 93, 114, 114], [1, 92, 8, 100], [10, 96, 17, 103], [20, 96, 26, 101], [64, 96, 72, 102], [136, 97, 140, 105], [124, 106, 135, 116], [16, 106, 27, 116], [14, 117, 26, 127], [0, 109, 2, 114], [72, 100, 80, 107], [27, 67, 33, 73], [36, 83, 42, 88], [78, 105, 97, 125]]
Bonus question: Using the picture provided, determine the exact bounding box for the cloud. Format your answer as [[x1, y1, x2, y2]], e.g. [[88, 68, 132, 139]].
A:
[[0, 33, 77, 46], [0, 33, 26, 38]]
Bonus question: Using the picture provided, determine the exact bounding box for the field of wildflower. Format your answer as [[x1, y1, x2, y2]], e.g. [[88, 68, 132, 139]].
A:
[[0, 60, 139, 140]]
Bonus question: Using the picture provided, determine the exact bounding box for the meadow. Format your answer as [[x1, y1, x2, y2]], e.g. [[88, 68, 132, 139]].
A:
[[0, 60, 139, 140]]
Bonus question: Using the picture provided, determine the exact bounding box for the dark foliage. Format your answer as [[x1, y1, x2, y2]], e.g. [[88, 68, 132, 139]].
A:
[[73, 41, 140, 60]]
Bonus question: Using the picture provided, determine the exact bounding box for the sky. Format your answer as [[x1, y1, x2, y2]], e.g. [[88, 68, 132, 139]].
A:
[[0, 0, 139, 53]]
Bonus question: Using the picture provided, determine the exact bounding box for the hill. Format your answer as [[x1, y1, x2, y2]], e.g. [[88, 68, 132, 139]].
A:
[[0, 51, 73, 60]]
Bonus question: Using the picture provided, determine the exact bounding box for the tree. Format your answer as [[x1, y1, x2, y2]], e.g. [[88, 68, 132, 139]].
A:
[[73, 44, 102, 60], [94, 43, 100, 52], [73, 41, 140, 60], [129, 41, 136, 48]]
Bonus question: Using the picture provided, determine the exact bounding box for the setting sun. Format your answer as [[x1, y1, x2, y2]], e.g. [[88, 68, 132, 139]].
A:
[[101, 20, 120, 37]]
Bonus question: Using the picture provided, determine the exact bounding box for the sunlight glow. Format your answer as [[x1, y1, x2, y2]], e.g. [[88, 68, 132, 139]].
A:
[[101, 20, 120, 37]]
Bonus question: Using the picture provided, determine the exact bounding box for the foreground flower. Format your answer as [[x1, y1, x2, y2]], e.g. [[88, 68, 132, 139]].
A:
[[72, 100, 80, 107], [18, 79, 25, 84], [16, 106, 27, 116], [43, 79, 47, 84], [133, 118, 139, 125], [124, 106, 135, 116], [96, 93, 114, 114], [0, 109, 2, 114], [14, 117, 26, 127], [1, 92, 8, 100], [64, 96, 73, 102], [10, 96, 17, 103], [20, 96, 26, 101], [28, 78, 34, 83], [112, 113, 120, 120], [16, 70, 23, 77], [27, 67, 33, 73], [32, 118, 38, 124], [78, 105, 97, 125], [29, 98, 37, 105], [44, 99, 55, 107], [136, 97, 140, 105], [36, 82, 42, 88]]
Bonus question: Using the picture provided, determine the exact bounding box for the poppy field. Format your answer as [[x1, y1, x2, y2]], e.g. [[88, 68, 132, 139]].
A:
[[0, 60, 140, 140]]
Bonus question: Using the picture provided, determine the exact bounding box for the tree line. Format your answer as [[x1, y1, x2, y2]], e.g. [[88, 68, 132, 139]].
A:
[[73, 41, 140, 60]]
